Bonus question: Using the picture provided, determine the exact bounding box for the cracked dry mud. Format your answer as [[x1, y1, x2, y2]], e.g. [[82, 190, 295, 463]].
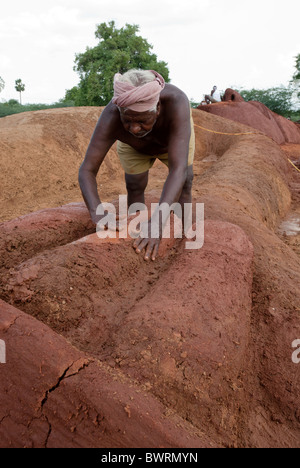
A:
[[0, 103, 300, 448]]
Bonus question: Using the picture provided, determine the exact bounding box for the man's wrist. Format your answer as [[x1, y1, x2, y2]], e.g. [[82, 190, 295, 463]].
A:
[[148, 219, 163, 239]]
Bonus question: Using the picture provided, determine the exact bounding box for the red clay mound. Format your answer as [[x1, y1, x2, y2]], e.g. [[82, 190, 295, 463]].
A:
[[192, 130, 300, 447], [0, 107, 300, 447], [0, 203, 94, 271], [0, 217, 254, 447], [0, 108, 125, 222], [197, 90, 300, 145], [0, 300, 211, 448], [223, 88, 245, 102]]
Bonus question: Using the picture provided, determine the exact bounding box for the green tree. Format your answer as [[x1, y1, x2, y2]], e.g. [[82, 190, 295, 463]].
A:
[[65, 21, 170, 106], [291, 54, 300, 100], [15, 79, 25, 105], [7, 99, 19, 106], [0, 76, 4, 93], [292, 54, 300, 81], [238, 86, 294, 117]]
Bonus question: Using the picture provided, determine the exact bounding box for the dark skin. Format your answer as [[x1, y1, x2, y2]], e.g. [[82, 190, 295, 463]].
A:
[[79, 83, 194, 261]]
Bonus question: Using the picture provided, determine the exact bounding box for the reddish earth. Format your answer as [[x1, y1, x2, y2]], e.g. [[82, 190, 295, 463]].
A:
[[198, 89, 300, 146], [223, 88, 245, 102], [0, 105, 299, 448]]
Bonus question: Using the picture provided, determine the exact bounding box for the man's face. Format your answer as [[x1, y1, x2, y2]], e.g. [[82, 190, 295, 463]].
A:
[[119, 105, 160, 138]]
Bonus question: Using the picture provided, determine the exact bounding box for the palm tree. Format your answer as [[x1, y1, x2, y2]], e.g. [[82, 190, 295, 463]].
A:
[[15, 79, 25, 105], [0, 76, 4, 93]]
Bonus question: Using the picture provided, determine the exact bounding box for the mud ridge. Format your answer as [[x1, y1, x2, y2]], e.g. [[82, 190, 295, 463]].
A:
[[0, 105, 300, 447]]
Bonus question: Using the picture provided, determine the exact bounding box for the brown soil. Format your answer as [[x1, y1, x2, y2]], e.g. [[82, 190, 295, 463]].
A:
[[223, 88, 245, 102], [0, 106, 299, 448], [198, 91, 300, 146], [277, 144, 300, 257]]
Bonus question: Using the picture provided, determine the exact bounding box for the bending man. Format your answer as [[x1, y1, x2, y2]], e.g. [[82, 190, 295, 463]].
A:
[[79, 69, 195, 261]]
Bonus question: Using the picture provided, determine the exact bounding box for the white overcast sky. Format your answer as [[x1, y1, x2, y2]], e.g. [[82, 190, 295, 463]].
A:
[[0, 0, 299, 104]]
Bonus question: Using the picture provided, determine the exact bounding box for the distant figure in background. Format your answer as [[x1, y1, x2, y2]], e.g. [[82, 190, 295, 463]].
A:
[[205, 86, 221, 104]]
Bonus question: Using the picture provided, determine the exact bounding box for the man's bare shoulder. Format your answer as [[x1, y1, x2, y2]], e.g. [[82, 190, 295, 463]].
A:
[[93, 101, 121, 138], [160, 84, 190, 123], [99, 101, 120, 124], [161, 83, 189, 104], [161, 84, 190, 116]]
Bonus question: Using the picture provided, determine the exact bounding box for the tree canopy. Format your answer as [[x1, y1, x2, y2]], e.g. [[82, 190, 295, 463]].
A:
[[15, 79, 25, 105], [0, 76, 4, 93], [292, 54, 300, 82], [64, 21, 170, 106], [291, 53, 300, 101], [238, 86, 294, 117]]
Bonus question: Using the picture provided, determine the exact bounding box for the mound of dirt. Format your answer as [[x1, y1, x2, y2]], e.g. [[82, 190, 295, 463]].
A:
[[223, 88, 245, 102], [0, 299, 210, 448], [0, 216, 254, 446], [0, 203, 95, 271], [0, 107, 123, 222], [197, 90, 300, 145], [0, 106, 300, 448]]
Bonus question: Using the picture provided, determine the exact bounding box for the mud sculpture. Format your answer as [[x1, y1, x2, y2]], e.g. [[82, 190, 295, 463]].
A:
[[198, 89, 300, 145], [0, 107, 299, 448]]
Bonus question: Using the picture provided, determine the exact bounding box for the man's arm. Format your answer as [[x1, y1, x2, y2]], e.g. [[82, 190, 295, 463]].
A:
[[133, 93, 191, 259], [153, 94, 191, 227], [79, 104, 117, 224]]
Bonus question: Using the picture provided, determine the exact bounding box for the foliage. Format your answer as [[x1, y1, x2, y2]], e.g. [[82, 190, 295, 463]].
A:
[[291, 54, 300, 100], [292, 54, 300, 82], [0, 76, 4, 93], [238, 55, 300, 116], [290, 112, 300, 122], [0, 101, 75, 118], [15, 79, 25, 93], [237, 86, 295, 117], [7, 99, 19, 105], [190, 99, 201, 109], [15, 79, 26, 104], [63, 21, 170, 106]]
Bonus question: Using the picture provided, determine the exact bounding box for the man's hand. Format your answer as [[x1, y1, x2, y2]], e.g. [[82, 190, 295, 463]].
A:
[[132, 220, 161, 261], [91, 211, 125, 232]]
